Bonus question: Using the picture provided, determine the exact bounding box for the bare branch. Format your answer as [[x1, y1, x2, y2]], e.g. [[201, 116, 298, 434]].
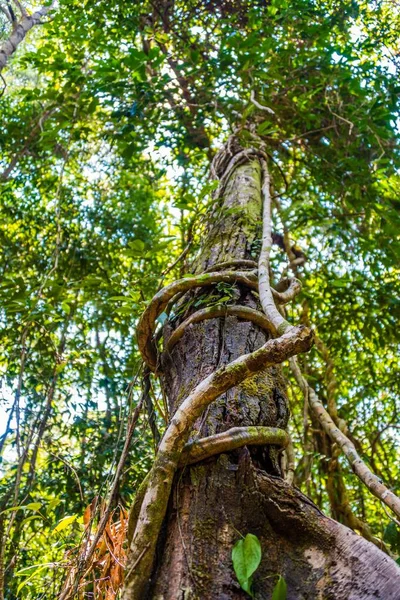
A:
[[11, 0, 27, 17], [0, 4, 13, 23], [250, 89, 275, 114]]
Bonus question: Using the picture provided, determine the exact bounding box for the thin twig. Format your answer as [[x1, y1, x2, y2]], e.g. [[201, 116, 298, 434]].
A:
[[250, 90, 275, 114], [58, 386, 146, 600]]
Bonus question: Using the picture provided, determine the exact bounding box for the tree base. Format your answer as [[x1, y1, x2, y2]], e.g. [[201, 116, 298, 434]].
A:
[[148, 449, 400, 600]]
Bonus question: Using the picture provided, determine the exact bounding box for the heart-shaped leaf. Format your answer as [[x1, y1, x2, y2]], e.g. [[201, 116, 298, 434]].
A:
[[232, 533, 262, 597]]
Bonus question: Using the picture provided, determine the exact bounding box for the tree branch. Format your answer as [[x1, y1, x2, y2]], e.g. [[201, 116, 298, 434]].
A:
[[0, 1, 56, 73], [290, 357, 400, 521]]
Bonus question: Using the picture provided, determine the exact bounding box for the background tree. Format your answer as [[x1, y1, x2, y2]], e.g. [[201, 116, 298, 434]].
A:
[[0, 0, 399, 598]]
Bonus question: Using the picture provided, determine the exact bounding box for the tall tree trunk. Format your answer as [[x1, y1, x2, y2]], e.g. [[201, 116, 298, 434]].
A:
[[133, 144, 400, 599]]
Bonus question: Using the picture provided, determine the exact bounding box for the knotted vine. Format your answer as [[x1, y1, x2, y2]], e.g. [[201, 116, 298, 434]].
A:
[[122, 141, 314, 599]]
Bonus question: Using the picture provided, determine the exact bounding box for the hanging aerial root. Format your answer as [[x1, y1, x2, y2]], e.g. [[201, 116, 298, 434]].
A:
[[290, 357, 400, 521], [283, 435, 295, 485], [258, 159, 292, 334], [122, 325, 313, 600], [273, 277, 302, 304], [204, 259, 258, 272], [137, 270, 302, 371], [166, 305, 277, 353]]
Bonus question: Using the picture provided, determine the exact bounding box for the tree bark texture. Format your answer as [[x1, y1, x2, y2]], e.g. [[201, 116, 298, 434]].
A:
[[142, 153, 400, 599]]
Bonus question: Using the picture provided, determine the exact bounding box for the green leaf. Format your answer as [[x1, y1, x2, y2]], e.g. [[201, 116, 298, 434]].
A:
[[25, 502, 42, 511], [17, 565, 48, 593], [0, 502, 41, 515], [61, 301, 71, 314], [48, 498, 62, 510], [383, 522, 400, 551], [272, 575, 287, 600], [232, 533, 262, 597], [21, 515, 41, 526], [127, 239, 146, 257], [53, 514, 78, 533]]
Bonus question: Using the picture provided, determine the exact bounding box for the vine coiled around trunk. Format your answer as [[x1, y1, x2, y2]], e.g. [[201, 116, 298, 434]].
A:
[[122, 144, 312, 600], [137, 269, 301, 372], [122, 137, 400, 600]]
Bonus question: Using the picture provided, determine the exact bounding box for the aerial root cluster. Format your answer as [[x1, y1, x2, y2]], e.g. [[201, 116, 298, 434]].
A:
[[122, 152, 310, 599]]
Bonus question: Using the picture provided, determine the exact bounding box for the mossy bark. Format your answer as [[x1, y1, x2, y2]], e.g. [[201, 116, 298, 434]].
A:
[[141, 156, 400, 599]]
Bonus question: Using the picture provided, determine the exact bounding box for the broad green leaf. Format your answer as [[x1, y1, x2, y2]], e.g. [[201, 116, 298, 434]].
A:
[[53, 515, 78, 533], [128, 239, 146, 256], [25, 502, 42, 511], [0, 502, 41, 515], [232, 533, 262, 596], [48, 498, 62, 510]]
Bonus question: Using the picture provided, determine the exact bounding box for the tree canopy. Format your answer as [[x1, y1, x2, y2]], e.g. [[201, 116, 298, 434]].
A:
[[0, 0, 399, 597]]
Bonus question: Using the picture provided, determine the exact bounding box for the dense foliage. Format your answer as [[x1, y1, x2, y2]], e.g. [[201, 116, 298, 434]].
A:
[[0, 0, 399, 597]]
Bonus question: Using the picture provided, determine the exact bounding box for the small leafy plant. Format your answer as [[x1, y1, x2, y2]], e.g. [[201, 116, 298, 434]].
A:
[[232, 533, 287, 599]]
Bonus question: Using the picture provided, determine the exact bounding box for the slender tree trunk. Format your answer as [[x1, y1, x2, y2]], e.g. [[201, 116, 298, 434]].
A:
[[136, 145, 400, 599]]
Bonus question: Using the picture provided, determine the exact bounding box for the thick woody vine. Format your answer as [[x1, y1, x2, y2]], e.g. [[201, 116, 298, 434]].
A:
[[121, 144, 312, 599], [122, 140, 400, 599]]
